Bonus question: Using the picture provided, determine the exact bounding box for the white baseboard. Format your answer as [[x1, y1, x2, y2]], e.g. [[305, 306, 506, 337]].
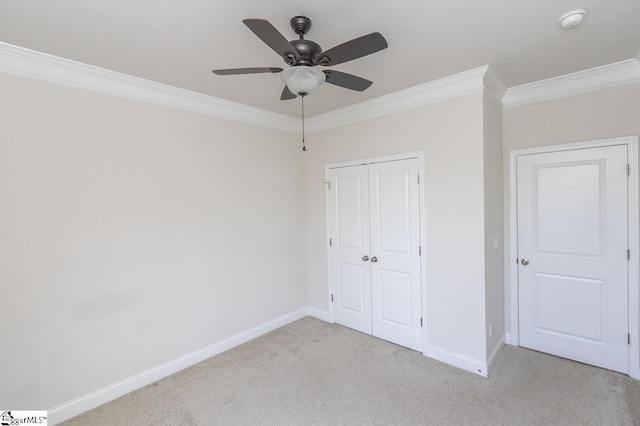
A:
[[505, 332, 514, 345], [306, 307, 330, 322], [487, 335, 505, 376], [424, 345, 489, 378], [48, 307, 309, 425]]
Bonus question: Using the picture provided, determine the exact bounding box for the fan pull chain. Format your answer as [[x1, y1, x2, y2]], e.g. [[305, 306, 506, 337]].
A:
[[301, 95, 307, 152]]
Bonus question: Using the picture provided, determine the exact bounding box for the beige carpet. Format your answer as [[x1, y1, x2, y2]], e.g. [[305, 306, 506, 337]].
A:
[[63, 317, 640, 425]]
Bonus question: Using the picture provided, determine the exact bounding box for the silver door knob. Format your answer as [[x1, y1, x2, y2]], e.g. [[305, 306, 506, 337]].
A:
[[362, 255, 369, 261], [371, 256, 378, 263], [521, 258, 529, 265]]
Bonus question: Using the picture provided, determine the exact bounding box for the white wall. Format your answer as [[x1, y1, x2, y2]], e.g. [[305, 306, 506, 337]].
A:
[[304, 92, 491, 364], [0, 72, 305, 409], [483, 93, 504, 359], [502, 82, 640, 336]]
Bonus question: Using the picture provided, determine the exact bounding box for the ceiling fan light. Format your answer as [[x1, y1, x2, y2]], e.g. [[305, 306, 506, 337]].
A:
[[280, 66, 326, 96]]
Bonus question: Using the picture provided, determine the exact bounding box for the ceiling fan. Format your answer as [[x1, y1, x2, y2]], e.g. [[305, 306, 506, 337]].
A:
[[212, 16, 388, 100]]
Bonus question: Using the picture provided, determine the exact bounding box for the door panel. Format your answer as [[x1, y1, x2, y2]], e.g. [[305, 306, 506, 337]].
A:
[[534, 273, 604, 342], [336, 175, 365, 249], [534, 162, 603, 256], [517, 145, 628, 373], [369, 159, 422, 351], [328, 165, 372, 334], [376, 171, 411, 253], [338, 263, 367, 314], [379, 270, 413, 327]]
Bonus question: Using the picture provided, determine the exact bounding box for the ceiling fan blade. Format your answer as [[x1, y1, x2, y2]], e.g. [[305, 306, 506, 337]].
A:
[[280, 86, 297, 100], [323, 70, 372, 91], [243, 19, 301, 62], [317, 32, 388, 66], [212, 67, 282, 75]]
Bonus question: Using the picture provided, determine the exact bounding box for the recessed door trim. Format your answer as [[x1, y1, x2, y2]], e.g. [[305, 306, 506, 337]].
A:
[[507, 136, 639, 379], [325, 151, 427, 352]]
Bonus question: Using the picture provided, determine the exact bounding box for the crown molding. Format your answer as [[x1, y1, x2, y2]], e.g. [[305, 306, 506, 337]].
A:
[[483, 66, 506, 105], [11, 39, 636, 130], [0, 42, 300, 133], [503, 58, 640, 108], [306, 65, 492, 133]]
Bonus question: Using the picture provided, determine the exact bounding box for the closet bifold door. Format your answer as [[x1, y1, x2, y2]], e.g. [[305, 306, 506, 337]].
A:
[[369, 159, 422, 351], [327, 158, 423, 351], [327, 164, 373, 335]]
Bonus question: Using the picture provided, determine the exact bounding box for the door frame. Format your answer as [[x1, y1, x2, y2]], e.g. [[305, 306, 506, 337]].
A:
[[325, 151, 427, 352], [507, 136, 639, 379]]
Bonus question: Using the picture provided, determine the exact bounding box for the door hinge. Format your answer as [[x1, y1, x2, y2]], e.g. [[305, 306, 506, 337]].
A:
[[331, 294, 334, 302], [627, 164, 631, 177], [420, 317, 423, 327], [629, 333, 631, 345], [329, 238, 333, 247], [628, 249, 631, 260], [417, 174, 420, 184], [419, 246, 422, 256], [325, 181, 331, 190]]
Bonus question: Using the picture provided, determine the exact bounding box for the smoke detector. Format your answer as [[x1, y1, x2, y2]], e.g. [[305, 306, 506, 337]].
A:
[[559, 9, 588, 29]]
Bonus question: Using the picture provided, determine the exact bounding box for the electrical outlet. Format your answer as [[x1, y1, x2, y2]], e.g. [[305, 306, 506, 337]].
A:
[[216, 314, 224, 325], [493, 236, 499, 251], [489, 322, 493, 338]]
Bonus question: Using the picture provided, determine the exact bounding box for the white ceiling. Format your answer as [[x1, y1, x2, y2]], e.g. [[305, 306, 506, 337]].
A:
[[1, 1, 639, 117]]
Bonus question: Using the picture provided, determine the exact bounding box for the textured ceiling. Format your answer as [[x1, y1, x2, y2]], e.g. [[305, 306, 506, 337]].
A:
[[1, 1, 639, 117]]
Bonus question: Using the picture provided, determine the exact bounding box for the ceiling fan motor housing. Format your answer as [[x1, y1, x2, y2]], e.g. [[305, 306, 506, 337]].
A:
[[290, 39, 323, 66]]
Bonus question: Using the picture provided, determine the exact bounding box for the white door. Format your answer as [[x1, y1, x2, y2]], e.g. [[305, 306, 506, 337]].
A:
[[327, 165, 372, 334], [327, 158, 422, 351], [517, 145, 629, 373], [369, 160, 422, 351]]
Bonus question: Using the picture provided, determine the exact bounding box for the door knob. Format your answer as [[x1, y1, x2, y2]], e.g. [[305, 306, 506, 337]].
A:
[[521, 258, 529, 265], [362, 255, 369, 261], [371, 256, 378, 263]]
